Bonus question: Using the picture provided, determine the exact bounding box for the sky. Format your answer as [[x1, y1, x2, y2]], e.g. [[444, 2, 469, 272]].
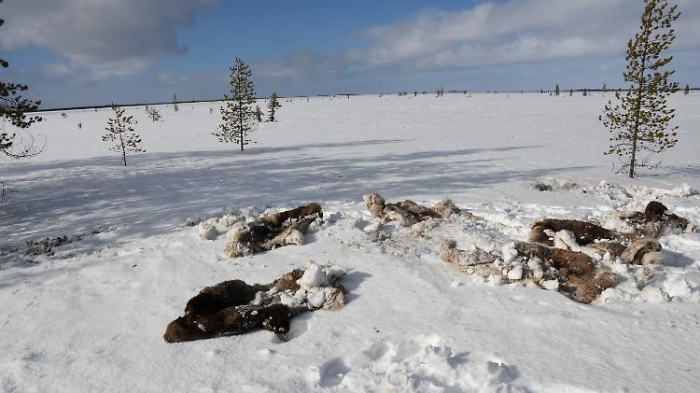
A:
[[1, 0, 699, 109]]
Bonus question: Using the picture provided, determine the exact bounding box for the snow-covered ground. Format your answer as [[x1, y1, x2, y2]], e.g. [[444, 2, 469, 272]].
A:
[[1, 93, 699, 392]]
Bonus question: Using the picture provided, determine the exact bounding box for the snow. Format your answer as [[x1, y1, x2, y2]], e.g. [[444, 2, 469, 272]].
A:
[[197, 222, 219, 240], [507, 265, 523, 280], [1, 93, 700, 392]]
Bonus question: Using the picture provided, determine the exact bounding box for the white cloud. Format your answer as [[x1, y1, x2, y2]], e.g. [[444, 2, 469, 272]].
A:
[[261, 0, 700, 79], [0, 0, 218, 78], [41, 62, 72, 77]]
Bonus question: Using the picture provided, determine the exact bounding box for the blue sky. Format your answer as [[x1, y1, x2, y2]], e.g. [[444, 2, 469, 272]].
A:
[[1, 0, 699, 108]]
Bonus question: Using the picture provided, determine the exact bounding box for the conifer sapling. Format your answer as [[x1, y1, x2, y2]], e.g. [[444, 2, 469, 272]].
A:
[[254, 105, 263, 122], [600, 0, 680, 178], [267, 92, 281, 122], [147, 107, 161, 122], [214, 58, 257, 151], [102, 105, 145, 166]]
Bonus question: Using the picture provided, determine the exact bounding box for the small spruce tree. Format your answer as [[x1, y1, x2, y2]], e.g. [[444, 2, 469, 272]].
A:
[[102, 105, 145, 166], [147, 107, 161, 122], [600, 0, 680, 178], [254, 105, 263, 122], [214, 58, 256, 151], [267, 92, 281, 122]]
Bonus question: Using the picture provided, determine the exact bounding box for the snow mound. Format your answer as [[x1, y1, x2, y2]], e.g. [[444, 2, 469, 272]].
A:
[[531, 179, 699, 201], [308, 335, 527, 392], [297, 261, 348, 289], [196, 222, 219, 240], [266, 262, 348, 311], [530, 179, 579, 192]]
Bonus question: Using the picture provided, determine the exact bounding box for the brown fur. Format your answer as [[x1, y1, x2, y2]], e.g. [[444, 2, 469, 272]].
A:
[[616, 201, 692, 237], [549, 249, 616, 303], [440, 239, 498, 272], [529, 219, 619, 246], [322, 287, 346, 311], [389, 200, 442, 221], [261, 216, 316, 251], [363, 193, 453, 227], [263, 202, 322, 227], [183, 280, 270, 320], [164, 266, 345, 343], [550, 248, 597, 279], [513, 242, 552, 260], [432, 198, 462, 219], [588, 241, 628, 259], [363, 194, 386, 218], [443, 240, 615, 304], [270, 269, 304, 292], [644, 201, 668, 222], [164, 304, 292, 343], [621, 237, 663, 265], [225, 204, 322, 258]]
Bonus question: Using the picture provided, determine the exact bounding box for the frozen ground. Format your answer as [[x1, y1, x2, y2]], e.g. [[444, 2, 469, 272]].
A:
[[1, 93, 699, 392]]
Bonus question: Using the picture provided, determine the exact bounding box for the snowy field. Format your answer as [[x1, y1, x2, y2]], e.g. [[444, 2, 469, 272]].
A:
[[1, 93, 699, 392]]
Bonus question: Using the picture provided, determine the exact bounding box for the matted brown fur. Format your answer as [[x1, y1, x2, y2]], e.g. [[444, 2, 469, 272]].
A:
[[616, 201, 692, 237], [564, 272, 617, 304], [270, 269, 304, 292], [164, 304, 292, 343], [183, 280, 270, 320], [363, 194, 386, 218], [263, 202, 323, 227], [589, 241, 628, 259], [550, 248, 597, 278], [644, 201, 690, 232], [363, 193, 459, 227], [225, 204, 322, 258], [621, 237, 663, 265], [548, 249, 616, 303], [529, 219, 619, 246], [445, 241, 617, 304], [164, 267, 344, 343], [440, 239, 498, 272]]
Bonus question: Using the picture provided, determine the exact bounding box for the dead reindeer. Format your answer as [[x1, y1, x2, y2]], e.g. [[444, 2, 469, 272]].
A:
[[439, 239, 500, 276], [363, 194, 464, 227], [615, 201, 694, 237], [224, 203, 322, 258], [263, 202, 322, 227], [529, 212, 667, 266], [164, 263, 346, 343], [620, 237, 664, 265], [165, 303, 294, 343], [182, 279, 272, 321], [529, 219, 620, 246], [514, 242, 617, 303], [440, 239, 616, 304]]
